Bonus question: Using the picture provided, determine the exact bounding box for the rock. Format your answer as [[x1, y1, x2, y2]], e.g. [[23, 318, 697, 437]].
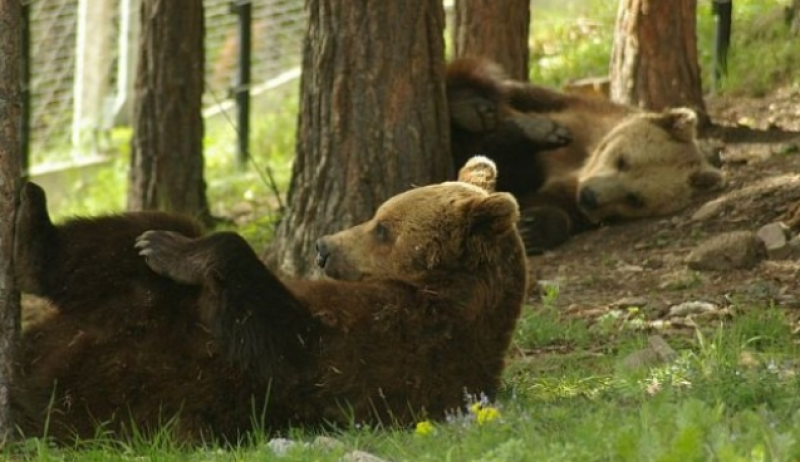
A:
[[789, 236, 800, 258], [269, 438, 306, 456], [685, 231, 766, 271], [692, 198, 725, 221], [647, 334, 678, 362], [620, 335, 677, 372], [621, 348, 661, 372], [611, 297, 648, 309], [341, 451, 391, 462], [756, 222, 792, 259], [668, 301, 718, 317], [314, 436, 344, 451]]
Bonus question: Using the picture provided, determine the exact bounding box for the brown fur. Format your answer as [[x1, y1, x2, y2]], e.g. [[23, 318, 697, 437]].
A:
[[13, 157, 527, 443], [447, 58, 724, 253], [447, 58, 572, 198]]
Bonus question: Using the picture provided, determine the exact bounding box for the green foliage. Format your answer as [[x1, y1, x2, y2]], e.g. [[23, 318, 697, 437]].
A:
[[530, 0, 798, 95], [7, 306, 800, 460], [528, 2, 615, 86], [513, 284, 592, 351], [697, 0, 800, 95]]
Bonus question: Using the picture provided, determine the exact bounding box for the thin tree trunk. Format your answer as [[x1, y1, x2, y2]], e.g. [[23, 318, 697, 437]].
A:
[[0, 0, 23, 443], [791, 0, 800, 35], [129, 0, 209, 220], [453, 0, 530, 80], [609, 0, 708, 124], [266, 0, 451, 278]]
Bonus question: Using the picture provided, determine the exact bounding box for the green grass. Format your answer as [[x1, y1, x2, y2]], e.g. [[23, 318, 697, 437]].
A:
[[529, 0, 800, 94], [6, 306, 800, 461]]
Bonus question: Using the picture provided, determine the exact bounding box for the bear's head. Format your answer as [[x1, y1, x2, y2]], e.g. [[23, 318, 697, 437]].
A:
[[315, 156, 521, 282], [576, 107, 724, 223]]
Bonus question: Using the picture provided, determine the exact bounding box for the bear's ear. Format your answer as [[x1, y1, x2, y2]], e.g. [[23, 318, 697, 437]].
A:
[[458, 155, 498, 192], [652, 107, 698, 142], [689, 166, 725, 191], [463, 192, 520, 235]]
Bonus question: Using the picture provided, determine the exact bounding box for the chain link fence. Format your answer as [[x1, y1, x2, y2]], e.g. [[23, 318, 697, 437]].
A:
[[28, 0, 306, 162]]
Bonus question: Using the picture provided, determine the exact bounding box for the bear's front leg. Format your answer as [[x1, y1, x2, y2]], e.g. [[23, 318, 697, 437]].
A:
[[14, 182, 58, 295], [135, 230, 313, 380]]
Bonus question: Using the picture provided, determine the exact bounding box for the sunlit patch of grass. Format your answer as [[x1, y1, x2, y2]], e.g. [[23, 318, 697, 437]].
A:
[[529, 2, 615, 87], [697, 0, 800, 95]]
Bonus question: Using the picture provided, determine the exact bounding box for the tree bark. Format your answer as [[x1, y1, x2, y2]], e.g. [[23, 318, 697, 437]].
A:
[[791, 0, 800, 35], [453, 0, 530, 80], [266, 0, 451, 278], [609, 0, 708, 124], [128, 0, 209, 220], [0, 0, 22, 443]]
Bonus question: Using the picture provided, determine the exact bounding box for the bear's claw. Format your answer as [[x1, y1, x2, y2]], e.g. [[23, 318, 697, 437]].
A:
[[135, 230, 204, 285], [510, 114, 572, 149], [518, 207, 573, 255]]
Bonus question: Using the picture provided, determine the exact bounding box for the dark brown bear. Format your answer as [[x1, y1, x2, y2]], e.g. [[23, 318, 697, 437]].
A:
[[12, 156, 527, 443], [447, 58, 724, 253]]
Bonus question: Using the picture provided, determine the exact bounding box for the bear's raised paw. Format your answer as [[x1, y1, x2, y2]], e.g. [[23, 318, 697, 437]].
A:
[[135, 230, 206, 285]]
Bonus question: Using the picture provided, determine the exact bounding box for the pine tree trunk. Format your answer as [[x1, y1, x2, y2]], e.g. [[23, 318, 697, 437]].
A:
[[453, 0, 530, 80], [266, 0, 451, 278], [128, 0, 209, 220], [0, 0, 23, 442], [609, 0, 708, 124]]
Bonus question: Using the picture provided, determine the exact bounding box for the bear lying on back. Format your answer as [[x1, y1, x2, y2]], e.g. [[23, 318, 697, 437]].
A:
[[12, 157, 527, 443], [447, 58, 725, 253]]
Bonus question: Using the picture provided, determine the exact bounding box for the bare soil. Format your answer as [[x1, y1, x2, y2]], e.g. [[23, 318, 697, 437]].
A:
[[527, 86, 800, 331]]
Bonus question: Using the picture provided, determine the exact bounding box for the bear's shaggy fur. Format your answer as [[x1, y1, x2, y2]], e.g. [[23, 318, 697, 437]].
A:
[[447, 58, 725, 252], [12, 157, 527, 443]]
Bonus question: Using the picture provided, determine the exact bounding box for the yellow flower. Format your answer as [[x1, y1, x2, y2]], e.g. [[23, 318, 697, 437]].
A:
[[415, 420, 435, 436], [475, 406, 501, 425], [469, 402, 483, 415]]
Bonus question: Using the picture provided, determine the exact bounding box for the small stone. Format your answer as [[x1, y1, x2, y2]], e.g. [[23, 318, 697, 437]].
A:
[[620, 335, 677, 372], [756, 222, 791, 259], [787, 235, 800, 259], [647, 334, 678, 362], [617, 263, 644, 273], [314, 436, 344, 451], [685, 231, 766, 271], [621, 348, 661, 372], [341, 451, 391, 462], [668, 301, 718, 317], [611, 297, 648, 308], [692, 198, 725, 221], [269, 438, 301, 457]]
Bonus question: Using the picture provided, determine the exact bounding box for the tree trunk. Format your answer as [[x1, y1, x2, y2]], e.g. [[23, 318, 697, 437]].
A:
[[609, 0, 708, 125], [453, 0, 530, 80], [791, 0, 800, 35], [266, 0, 451, 278], [128, 0, 209, 221], [0, 0, 22, 442]]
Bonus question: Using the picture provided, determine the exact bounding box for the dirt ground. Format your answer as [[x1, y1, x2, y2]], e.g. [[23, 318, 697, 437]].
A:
[[527, 86, 800, 331]]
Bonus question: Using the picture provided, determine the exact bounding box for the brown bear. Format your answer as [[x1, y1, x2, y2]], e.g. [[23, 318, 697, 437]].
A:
[[12, 156, 527, 443], [447, 58, 725, 253]]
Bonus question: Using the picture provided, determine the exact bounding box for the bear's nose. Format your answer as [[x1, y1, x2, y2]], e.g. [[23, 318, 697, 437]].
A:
[[578, 187, 598, 210], [315, 239, 330, 268]]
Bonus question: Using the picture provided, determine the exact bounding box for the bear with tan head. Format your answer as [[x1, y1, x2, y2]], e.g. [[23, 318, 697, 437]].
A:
[[447, 58, 725, 253], [13, 157, 527, 443]]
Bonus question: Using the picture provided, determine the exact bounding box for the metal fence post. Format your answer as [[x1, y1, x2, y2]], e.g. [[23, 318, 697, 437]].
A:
[[712, 0, 732, 94], [231, 0, 252, 170]]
